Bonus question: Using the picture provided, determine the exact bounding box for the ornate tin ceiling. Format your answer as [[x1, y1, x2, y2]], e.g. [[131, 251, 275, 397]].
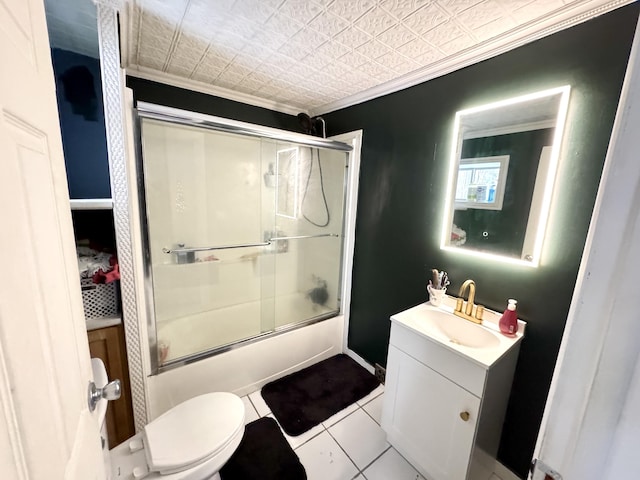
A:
[[46, 0, 632, 114]]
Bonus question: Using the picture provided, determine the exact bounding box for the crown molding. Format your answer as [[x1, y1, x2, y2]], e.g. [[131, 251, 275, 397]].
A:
[[125, 66, 303, 117], [311, 0, 634, 116]]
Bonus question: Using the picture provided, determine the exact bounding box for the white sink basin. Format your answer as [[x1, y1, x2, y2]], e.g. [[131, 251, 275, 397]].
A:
[[428, 310, 500, 349], [390, 302, 524, 368]]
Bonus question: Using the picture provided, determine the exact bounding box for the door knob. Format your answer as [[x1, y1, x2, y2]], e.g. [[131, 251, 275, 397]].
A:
[[459, 411, 470, 422], [88, 379, 121, 412]]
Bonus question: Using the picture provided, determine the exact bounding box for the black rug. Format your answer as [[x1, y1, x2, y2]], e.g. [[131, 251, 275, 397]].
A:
[[220, 417, 306, 480], [261, 354, 380, 436]]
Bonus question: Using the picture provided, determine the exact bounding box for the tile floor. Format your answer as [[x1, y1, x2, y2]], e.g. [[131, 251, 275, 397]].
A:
[[241, 386, 505, 480]]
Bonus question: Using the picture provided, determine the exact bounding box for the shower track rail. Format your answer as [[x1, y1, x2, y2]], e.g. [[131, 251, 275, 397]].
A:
[[162, 233, 340, 254]]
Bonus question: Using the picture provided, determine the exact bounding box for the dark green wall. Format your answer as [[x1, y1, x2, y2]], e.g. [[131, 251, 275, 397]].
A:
[[322, 5, 639, 477], [126, 76, 300, 131]]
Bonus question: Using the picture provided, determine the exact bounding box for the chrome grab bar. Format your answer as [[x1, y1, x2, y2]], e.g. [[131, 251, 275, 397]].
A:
[[269, 234, 338, 241], [162, 233, 339, 254]]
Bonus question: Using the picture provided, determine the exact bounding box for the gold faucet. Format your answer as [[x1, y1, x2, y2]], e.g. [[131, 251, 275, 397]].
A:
[[454, 279, 484, 324]]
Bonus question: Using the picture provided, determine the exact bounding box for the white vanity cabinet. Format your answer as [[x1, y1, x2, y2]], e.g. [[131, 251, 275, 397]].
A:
[[381, 303, 523, 480]]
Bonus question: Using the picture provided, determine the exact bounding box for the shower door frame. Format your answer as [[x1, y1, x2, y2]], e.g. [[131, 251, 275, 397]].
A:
[[133, 103, 354, 375]]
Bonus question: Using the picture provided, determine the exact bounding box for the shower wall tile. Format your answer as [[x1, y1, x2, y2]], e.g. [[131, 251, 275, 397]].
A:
[[124, 0, 601, 111]]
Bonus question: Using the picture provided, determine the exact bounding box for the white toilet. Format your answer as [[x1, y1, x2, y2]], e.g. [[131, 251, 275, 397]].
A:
[[92, 359, 245, 480]]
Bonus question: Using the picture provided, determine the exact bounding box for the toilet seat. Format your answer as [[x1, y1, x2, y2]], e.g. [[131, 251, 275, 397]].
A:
[[145, 392, 245, 474], [109, 392, 245, 480]]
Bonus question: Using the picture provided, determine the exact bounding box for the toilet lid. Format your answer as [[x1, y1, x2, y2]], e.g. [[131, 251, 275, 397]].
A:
[[144, 392, 245, 474]]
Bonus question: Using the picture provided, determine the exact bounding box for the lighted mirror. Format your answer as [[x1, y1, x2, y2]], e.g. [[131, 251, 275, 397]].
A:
[[441, 86, 571, 266]]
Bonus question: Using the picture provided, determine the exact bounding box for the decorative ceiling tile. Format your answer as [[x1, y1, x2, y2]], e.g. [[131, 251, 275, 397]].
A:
[[315, 40, 352, 59], [355, 7, 398, 36], [379, 0, 433, 20], [291, 28, 330, 50], [377, 23, 417, 49], [376, 50, 414, 69], [472, 17, 518, 42], [308, 11, 349, 37], [355, 40, 393, 60], [414, 48, 445, 65], [239, 43, 275, 62], [395, 38, 438, 61], [279, 0, 324, 24], [455, 0, 511, 30], [439, 32, 478, 54], [302, 52, 336, 70], [190, 67, 223, 85], [335, 27, 373, 49], [264, 12, 305, 37], [392, 58, 422, 75], [422, 21, 467, 47], [278, 40, 315, 60], [139, 15, 176, 53], [142, 0, 190, 22], [435, 0, 485, 15], [357, 61, 393, 78], [511, 0, 566, 22], [338, 50, 370, 68], [267, 53, 300, 71], [166, 64, 195, 78], [251, 30, 290, 51], [402, 3, 449, 36], [122, 0, 625, 113], [327, 0, 377, 23], [169, 35, 210, 71], [230, 0, 278, 23]]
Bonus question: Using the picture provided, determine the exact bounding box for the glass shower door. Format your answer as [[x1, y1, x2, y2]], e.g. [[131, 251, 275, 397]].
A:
[[267, 144, 348, 329], [139, 116, 350, 369], [140, 118, 276, 365]]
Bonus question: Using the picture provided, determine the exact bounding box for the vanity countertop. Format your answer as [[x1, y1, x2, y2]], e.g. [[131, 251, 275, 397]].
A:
[[390, 297, 525, 369]]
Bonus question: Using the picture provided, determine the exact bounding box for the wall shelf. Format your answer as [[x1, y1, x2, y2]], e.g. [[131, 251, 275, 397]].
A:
[[70, 198, 113, 210]]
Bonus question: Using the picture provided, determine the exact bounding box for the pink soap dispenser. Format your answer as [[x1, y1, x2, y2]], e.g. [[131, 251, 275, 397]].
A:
[[499, 299, 518, 337]]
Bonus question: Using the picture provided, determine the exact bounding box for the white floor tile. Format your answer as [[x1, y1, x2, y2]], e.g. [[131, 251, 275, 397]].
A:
[[490, 475, 502, 480], [322, 402, 359, 429], [248, 390, 271, 417], [362, 393, 384, 425], [241, 396, 259, 425], [356, 384, 384, 407], [363, 447, 424, 480], [296, 431, 359, 480], [267, 414, 325, 450], [328, 408, 389, 470]]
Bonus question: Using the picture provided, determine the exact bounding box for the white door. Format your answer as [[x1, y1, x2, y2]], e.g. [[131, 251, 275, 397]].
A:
[[0, 0, 105, 478], [531, 15, 640, 480]]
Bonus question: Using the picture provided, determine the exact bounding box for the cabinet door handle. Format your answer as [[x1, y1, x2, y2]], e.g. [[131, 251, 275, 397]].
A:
[[459, 411, 470, 422]]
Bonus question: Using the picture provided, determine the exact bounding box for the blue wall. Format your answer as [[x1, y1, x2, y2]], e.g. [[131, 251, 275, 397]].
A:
[[52, 48, 110, 199]]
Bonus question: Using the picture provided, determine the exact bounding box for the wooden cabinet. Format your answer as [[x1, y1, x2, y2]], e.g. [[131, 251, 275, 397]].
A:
[[382, 320, 520, 480], [87, 323, 135, 447]]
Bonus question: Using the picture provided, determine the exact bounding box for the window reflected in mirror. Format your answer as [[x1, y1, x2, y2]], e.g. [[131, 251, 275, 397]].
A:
[[441, 86, 571, 266]]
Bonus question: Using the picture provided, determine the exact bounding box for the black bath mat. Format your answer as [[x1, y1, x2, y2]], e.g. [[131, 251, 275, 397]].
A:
[[261, 354, 380, 436], [220, 417, 306, 480]]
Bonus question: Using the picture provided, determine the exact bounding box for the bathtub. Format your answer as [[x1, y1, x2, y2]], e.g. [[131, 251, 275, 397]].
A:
[[147, 312, 344, 420]]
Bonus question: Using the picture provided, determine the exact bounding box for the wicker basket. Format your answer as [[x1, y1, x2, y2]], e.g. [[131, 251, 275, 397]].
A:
[[80, 277, 119, 319]]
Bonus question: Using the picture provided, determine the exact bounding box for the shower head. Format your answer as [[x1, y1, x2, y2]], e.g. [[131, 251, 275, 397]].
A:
[[297, 113, 326, 138], [297, 113, 316, 135]]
